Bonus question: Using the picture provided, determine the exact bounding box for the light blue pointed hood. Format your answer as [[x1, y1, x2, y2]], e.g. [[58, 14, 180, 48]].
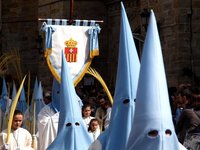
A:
[[1, 78, 8, 97], [98, 2, 140, 150], [16, 86, 27, 113], [35, 81, 45, 115], [47, 51, 93, 150], [32, 77, 38, 102], [127, 10, 180, 150], [11, 81, 17, 101], [9, 81, 17, 111], [0, 78, 8, 113], [29, 77, 38, 113], [51, 78, 60, 112]]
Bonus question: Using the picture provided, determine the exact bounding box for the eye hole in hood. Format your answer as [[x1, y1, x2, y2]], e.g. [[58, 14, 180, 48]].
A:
[[66, 123, 72, 127], [165, 129, 172, 136], [123, 99, 130, 104], [147, 130, 159, 138], [75, 122, 80, 126]]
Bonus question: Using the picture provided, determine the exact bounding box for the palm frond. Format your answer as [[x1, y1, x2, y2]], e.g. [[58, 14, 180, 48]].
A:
[[86, 67, 113, 105]]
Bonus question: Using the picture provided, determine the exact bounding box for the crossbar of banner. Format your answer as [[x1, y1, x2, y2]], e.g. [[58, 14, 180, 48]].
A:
[[38, 18, 104, 23]]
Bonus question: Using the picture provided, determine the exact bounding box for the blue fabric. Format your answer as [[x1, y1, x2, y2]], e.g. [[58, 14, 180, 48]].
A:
[[29, 77, 38, 115], [34, 81, 45, 117], [61, 19, 68, 25], [16, 86, 27, 113], [0, 78, 8, 113], [83, 20, 88, 26], [9, 82, 17, 112], [98, 130, 108, 150], [88, 24, 101, 57], [98, 2, 140, 150], [41, 24, 54, 49], [47, 51, 93, 150], [90, 20, 95, 26], [11, 82, 16, 101], [32, 77, 38, 101], [55, 19, 60, 25], [127, 10, 180, 150], [75, 20, 81, 26], [47, 19, 52, 25], [175, 108, 183, 124], [51, 78, 60, 112]]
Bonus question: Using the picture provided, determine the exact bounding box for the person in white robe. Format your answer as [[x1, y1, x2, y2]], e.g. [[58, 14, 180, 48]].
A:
[[88, 119, 101, 141], [37, 103, 59, 150], [0, 110, 33, 150], [82, 104, 94, 129]]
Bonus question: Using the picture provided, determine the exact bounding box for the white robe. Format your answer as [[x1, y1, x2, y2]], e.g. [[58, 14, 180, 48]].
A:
[[83, 116, 94, 129], [103, 107, 112, 130], [88, 128, 101, 141], [37, 104, 59, 150], [0, 109, 4, 132], [0, 127, 33, 150], [88, 140, 101, 150]]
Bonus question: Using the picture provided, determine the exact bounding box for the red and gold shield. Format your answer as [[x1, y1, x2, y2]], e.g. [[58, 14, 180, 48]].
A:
[[64, 38, 78, 62], [65, 48, 77, 62]]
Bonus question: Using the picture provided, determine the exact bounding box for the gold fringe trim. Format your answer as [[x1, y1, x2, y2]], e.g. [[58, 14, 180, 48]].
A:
[[90, 49, 99, 58], [45, 48, 92, 86]]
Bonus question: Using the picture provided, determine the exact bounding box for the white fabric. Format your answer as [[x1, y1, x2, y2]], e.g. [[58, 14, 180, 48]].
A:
[[179, 142, 187, 150], [0, 127, 33, 150], [83, 116, 94, 129], [88, 139, 102, 150], [49, 25, 92, 80], [0, 109, 4, 132], [103, 107, 112, 129], [89, 128, 100, 141], [95, 107, 105, 131], [37, 105, 59, 150]]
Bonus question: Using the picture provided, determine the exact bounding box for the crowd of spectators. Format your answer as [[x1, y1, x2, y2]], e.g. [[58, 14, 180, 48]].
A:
[[76, 80, 113, 140], [169, 83, 200, 149], [77, 81, 200, 149]]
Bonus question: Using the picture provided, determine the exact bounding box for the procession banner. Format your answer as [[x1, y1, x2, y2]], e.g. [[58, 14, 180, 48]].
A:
[[42, 19, 100, 85]]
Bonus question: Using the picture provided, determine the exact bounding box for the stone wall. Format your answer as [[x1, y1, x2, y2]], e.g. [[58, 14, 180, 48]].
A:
[[104, 1, 141, 88], [159, 0, 200, 86], [1, 0, 39, 88], [1, 0, 200, 91], [138, 0, 200, 86]]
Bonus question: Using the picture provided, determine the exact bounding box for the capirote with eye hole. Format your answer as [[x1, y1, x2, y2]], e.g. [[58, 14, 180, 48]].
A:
[[123, 99, 130, 104], [147, 129, 172, 138], [66, 122, 80, 127]]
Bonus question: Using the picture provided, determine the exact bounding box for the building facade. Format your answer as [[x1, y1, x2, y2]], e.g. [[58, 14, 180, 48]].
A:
[[0, 0, 200, 91]]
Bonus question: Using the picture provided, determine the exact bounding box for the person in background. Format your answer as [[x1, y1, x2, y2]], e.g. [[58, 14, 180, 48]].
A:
[[95, 96, 106, 131], [43, 91, 52, 105], [37, 91, 59, 150], [103, 101, 112, 130], [87, 97, 97, 117], [0, 110, 33, 150], [176, 92, 200, 149], [104, 101, 112, 130], [88, 118, 100, 141], [82, 104, 94, 129], [173, 94, 186, 125]]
